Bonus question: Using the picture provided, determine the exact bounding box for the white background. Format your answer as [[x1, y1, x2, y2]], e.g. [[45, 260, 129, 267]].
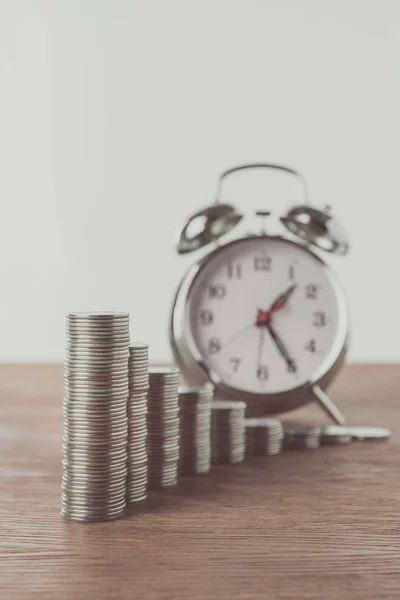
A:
[[0, 0, 399, 363]]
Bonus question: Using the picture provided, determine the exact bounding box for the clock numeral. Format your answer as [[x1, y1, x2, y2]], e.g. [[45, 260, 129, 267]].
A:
[[256, 365, 268, 380], [208, 284, 226, 299], [229, 357, 241, 372], [227, 263, 242, 280], [313, 311, 326, 328], [305, 284, 318, 300], [305, 339, 317, 353], [287, 360, 297, 373], [208, 338, 221, 354], [288, 265, 295, 280], [199, 310, 213, 326], [254, 256, 272, 271]]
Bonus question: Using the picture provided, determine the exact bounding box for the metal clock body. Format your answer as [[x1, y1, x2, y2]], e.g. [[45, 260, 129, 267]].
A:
[[170, 235, 348, 417], [169, 163, 350, 423]]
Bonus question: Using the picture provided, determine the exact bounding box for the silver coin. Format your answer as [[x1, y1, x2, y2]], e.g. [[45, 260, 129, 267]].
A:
[[62, 480, 127, 494], [126, 481, 148, 490], [148, 366, 180, 376], [61, 499, 126, 514], [65, 369, 129, 380], [65, 344, 129, 354], [62, 458, 128, 470], [62, 461, 127, 474], [65, 336, 129, 346], [64, 364, 129, 376], [124, 474, 148, 485], [66, 326, 129, 335], [62, 482, 127, 496], [61, 503, 126, 515], [126, 477, 148, 487], [63, 436, 127, 449], [65, 378, 129, 389], [67, 311, 129, 319], [63, 408, 128, 421], [212, 400, 246, 411], [319, 426, 352, 445], [126, 493, 147, 504], [61, 509, 125, 522], [66, 345, 130, 355], [64, 388, 129, 399], [322, 425, 391, 441], [283, 424, 321, 450]]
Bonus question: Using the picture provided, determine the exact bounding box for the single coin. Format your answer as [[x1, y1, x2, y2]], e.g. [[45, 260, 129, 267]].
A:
[[334, 425, 391, 441]]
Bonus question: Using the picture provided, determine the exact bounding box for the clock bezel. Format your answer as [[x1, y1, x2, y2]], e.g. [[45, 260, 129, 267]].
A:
[[170, 234, 349, 416]]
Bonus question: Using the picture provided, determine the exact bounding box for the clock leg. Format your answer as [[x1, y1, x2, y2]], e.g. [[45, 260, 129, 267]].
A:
[[311, 385, 345, 425]]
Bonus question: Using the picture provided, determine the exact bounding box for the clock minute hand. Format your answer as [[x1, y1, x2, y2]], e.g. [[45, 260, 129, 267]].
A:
[[266, 320, 296, 371]]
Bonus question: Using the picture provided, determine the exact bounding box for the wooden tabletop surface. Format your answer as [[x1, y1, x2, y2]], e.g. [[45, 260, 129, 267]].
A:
[[0, 363, 399, 599]]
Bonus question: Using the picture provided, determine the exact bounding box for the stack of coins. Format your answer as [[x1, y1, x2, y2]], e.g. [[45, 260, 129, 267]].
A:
[[179, 385, 213, 475], [211, 400, 246, 465], [245, 417, 284, 456], [320, 425, 352, 446], [283, 423, 321, 450], [62, 312, 130, 522], [126, 343, 149, 504], [147, 367, 180, 488]]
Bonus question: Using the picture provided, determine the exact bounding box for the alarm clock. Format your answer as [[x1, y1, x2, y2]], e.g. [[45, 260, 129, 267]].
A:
[[170, 163, 349, 424]]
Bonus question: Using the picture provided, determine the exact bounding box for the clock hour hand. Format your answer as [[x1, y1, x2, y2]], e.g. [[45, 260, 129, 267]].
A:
[[256, 284, 298, 327], [268, 283, 297, 314]]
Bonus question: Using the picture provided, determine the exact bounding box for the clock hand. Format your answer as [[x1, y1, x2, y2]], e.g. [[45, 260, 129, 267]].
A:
[[265, 321, 345, 423], [219, 322, 254, 351], [266, 320, 296, 371], [256, 327, 266, 368], [255, 284, 298, 327], [268, 283, 297, 314]]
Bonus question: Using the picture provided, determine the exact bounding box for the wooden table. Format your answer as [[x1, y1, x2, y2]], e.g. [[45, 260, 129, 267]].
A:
[[1, 364, 399, 599]]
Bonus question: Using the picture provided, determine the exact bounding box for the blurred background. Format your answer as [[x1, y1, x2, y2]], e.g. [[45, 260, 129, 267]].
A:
[[0, 0, 399, 363]]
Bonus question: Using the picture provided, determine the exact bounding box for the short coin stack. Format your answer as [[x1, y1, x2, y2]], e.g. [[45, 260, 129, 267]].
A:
[[179, 385, 213, 475], [320, 425, 352, 446], [283, 423, 321, 450], [245, 417, 284, 456], [147, 367, 180, 488], [62, 312, 130, 522], [126, 343, 149, 504], [211, 400, 246, 465]]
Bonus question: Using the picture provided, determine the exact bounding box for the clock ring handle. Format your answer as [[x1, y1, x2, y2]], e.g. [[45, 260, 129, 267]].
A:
[[214, 163, 310, 206]]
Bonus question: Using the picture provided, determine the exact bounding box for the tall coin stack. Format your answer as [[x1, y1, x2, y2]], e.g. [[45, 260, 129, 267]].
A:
[[179, 385, 213, 476], [245, 417, 284, 456], [126, 343, 149, 504], [283, 423, 321, 450], [147, 367, 180, 488], [62, 312, 130, 522], [211, 400, 246, 465]]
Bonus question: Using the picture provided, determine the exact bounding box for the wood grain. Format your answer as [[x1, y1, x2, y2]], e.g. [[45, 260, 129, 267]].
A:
[[0, 364, 399, 599]]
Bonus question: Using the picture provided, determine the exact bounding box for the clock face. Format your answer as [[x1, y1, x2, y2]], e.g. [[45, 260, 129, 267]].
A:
[[184, 237, 345, 395]]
